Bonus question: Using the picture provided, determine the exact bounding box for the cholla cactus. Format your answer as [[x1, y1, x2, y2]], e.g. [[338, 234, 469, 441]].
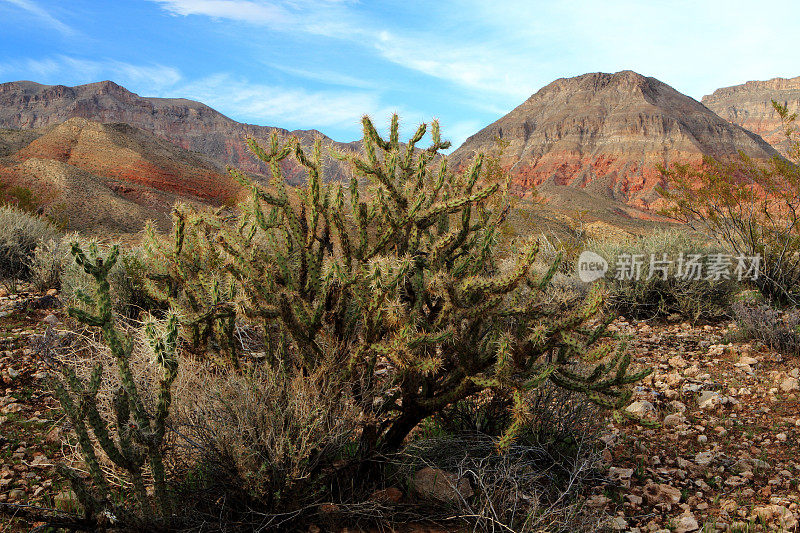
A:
[[52, 243, 178, 523], [142, 205, 240, 368], [219, 114, 649, 452]]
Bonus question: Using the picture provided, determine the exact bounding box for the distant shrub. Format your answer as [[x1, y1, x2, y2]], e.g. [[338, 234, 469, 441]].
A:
[[0, 205, 58, 290], [60, 237, 151, 318], [28, 232, 80, 292], [0, 184, 44, 213], [730, 301, 800, 355], [592, 230, 739, 322]]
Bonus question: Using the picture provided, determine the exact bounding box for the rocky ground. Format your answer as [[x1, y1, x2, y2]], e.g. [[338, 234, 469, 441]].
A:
[[596, 319, 800, 532], [0, 292, 798, 532]]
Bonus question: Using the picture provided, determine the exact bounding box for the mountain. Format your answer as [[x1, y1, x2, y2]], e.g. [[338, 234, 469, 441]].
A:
[[450, 70, 780, 211], [0, 80, 357, 184], [702, 76, 800, 157], [0, 117, 242, 233]]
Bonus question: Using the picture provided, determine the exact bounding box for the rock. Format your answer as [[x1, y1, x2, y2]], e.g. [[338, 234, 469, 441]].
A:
[[586, 494, 611, 508], [643, 483, 681, 507], [780, 377, 800, 392], [608, 466, 634, 486], [675, 512, 699, 533], [663, 413, 685, 427], [626, 400, 657, 419], [669, 355, 688, 369], [697, 391, 721, 410], [369, 487, 403, 504], [695, 451, 714, 466], [751, 504, 798, 529], [625, 493, 643, 506], [30, 454, 50, 468], [411, 467, 474, 502], [669, 400, 687, 413], [609, 516, 628, 530], [777, 432, 787, 442], [54, 489, 79, 512], [739, 355, 759, 366]]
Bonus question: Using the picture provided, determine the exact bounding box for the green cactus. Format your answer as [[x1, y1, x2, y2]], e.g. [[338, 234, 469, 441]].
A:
[[52, 243, 179, 523], [210, 113, 650, 453], [141, 205, 240, 368]]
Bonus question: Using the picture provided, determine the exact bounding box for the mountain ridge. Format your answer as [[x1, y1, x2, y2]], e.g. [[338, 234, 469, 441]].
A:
[[702, 76, 800, 156], [0, 79, 357, 184]]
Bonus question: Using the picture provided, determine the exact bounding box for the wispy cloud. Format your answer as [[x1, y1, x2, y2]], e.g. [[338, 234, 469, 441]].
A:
[[269, 64, 379, 90], [1, 0, 76, 36], [149, 0, 360, 37], [0, 56, 182, 92], [150, 0, 287, 24], [177, 73, 401, 130]]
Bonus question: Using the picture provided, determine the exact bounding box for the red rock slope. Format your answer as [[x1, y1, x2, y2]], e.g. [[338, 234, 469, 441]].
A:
[[450, 71, 779, 210], [0, 118, 242, 233]]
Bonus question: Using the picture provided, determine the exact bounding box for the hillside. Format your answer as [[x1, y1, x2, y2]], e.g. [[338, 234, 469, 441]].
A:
[[702, 76, 800, 157], [0, 118, 242, 233], [450, 70, 779, 211]]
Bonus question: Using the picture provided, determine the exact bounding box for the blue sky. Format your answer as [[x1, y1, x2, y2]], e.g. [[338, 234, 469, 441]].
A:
[[1, 0, 799, 148]]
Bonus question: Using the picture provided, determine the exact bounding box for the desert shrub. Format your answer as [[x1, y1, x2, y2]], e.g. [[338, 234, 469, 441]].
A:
[[0, 204, 58, 290], [592, 230, 739, 322], [169, 361, 360, 522], [40, 243, 179, 529], [60, 237, 151, 318], [730, 301, 800, 355], [28, 232, 80, 291], [660, 101, 800, 305], [23, 116, 650, 532], [139, 206, 239, 364], [396, 387, 603, 532]]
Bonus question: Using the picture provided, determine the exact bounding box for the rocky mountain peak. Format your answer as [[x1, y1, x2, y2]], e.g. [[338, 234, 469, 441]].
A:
[[451, 70, 778, 211]]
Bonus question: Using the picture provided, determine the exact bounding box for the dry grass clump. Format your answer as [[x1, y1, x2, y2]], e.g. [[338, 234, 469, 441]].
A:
[[393, 386, 605, 532], [592, 230, 739, 322], [730, 301, 800, 355], [169, 358, 361, 517], [0, 204, 59, 291]]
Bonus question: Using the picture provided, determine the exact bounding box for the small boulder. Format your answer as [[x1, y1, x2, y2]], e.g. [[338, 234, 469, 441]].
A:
[[675, 512, 699, 533], [626, 400, 657, 419], [780, 377, 800, 392], [411, 467, 474, 502], [697, 391, 721, 410], [643, 483, 681, 507]]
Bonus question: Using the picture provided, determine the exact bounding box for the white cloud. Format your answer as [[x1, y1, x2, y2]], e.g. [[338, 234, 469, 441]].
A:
[[0, 0, 76, 36], [268, 64, 378, 90]]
